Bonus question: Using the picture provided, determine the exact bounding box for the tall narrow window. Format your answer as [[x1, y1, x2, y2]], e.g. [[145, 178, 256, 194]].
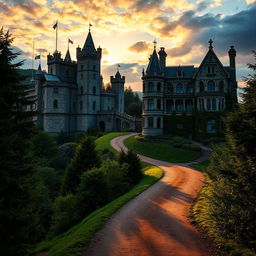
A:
[[157, 99, 161, 110], [199, 81, 204, 92], [212, 98, 216, 110], [93, 101, 96, 110], [53, 99, 58, 109], [148, 117, 153, 128], [207, 99, 211, 110], [148, 82, 154, 92], [93, 86, 96, 95], [207, 120, 216, 133], [166, 82, 173, 93], [176, 83, 184, 93], [80, 101, 83, 110], [157, 117, 161, 128], [219, 81, 224, 92], [157, 82, 161, 92], [147, 99, 154, 110], [80, 86, 83, 95], [207, 80, 215, 91]]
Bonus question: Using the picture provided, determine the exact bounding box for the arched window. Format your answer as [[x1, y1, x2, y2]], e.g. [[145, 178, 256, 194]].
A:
[[207, 120, 216, 133], [166, 82, 173, 93], [148, 82, 154, 92], [80, 101, 83, 110], [157, 117, 161, 128], [199, 81, 204, 92], [207, 80, 215, 92], [157, 99, 161, 110], [176, 100, 184, 111], [157, 82, 161, 92], [93, 101, 96, 110], [80, 86, 83, 95], [148, 117, 153, 128], [187, 83, 193, 93], [219, 81, 224, 92], [166, 100, 173, 112], [176, 83, 184, 93], [147, 99, 154, 110], [53, 99, 58, 109], [93, 86, 96, 95]]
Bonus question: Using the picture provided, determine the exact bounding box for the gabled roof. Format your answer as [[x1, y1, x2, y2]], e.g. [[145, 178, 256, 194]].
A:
[[64, 49, 71, 62], [194, 47, 229, 78], [82, 31, 96, 53], [146, 49, 162, 76], [165, 65, 195, 78]]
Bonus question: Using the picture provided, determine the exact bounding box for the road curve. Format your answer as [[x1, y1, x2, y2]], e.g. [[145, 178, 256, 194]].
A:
[[83, 133, 214, 256]]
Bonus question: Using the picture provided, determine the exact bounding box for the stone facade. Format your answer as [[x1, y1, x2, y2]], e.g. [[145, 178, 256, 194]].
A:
[[142, 40, 237, 137], [32, 30, 126, 135]]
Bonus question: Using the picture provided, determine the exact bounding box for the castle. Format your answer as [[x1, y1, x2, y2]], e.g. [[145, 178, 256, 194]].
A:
[[142, 40, 237, 138], [29, 30, 139, 135]]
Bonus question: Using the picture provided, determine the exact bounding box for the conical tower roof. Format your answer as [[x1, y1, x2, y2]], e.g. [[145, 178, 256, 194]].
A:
[[146, 48, 162, 75], [36, 63, 43, 75], [64, 49, 71, 62], [82, 31, 96, 53]]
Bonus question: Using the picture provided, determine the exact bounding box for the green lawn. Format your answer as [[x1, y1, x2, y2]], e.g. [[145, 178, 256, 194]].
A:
[[189, 160, 210, 172], [124, 136, 200, 163], [34, 165, 163, 256], [95, 132, 129, 153]]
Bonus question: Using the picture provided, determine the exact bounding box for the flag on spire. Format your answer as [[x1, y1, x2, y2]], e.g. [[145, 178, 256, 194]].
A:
[[68, 39, 74, 44], [35, 55, 40, 60], [53, 20, 58, 30]]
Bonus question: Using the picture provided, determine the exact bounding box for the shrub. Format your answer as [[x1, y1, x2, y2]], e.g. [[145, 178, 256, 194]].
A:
[[61, 137, 100, 195], [48, 194, 77, 238], [57, 142, 78, 169], [56, 131, 73, 145], [180, 143, 201, 152], [118, 150, 142, 184]]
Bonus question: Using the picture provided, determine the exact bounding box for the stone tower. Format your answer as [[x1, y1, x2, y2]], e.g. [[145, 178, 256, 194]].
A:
[[111, 70, 125, 113], [76, 30, 102, 131]]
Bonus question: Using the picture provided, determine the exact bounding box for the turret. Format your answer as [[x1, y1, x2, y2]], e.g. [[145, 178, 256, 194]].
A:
[[145, 48, 162, 76], [158, 47, 167, 68], [111, 70, 125, 113]]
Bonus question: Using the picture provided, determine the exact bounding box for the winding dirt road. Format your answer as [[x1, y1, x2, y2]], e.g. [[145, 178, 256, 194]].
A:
[[83, 134, 216, 256]]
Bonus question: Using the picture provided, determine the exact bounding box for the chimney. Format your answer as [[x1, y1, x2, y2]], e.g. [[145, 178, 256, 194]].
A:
[[158, 47, 167, 67], [228, 45, 236, 81]]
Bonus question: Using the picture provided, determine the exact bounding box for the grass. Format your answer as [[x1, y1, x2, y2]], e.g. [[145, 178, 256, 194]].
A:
[[189, 160, 210, 172], [95, 132, 129, 153], [124, 136, 200, 163], [34, 165, 163, 256]]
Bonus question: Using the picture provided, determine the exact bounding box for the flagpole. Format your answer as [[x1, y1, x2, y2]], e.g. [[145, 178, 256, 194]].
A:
[[32, 41, 34, 80], [55, 23, 58, 52]]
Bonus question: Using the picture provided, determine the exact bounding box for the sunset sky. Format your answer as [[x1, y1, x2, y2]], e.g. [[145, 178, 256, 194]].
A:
[[1, 0, 256, 91]]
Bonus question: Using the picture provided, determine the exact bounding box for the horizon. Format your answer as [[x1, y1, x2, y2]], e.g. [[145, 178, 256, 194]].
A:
[[1, 0, 256, 91]]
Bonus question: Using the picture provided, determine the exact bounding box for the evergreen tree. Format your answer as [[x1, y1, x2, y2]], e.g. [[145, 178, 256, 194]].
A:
[[206, 51, 256, 250], [61, 136, 100, 195], [0, 28, 38, 255], [124, 86, 142, 117]]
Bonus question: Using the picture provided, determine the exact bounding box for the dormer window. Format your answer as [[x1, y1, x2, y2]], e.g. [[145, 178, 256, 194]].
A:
[[177, 70, 183, 77], [207, 65, 216, 74]]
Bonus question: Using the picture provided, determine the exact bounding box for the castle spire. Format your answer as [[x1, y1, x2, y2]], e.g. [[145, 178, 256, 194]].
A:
[[64, 48, 71, 62], [82, 29, 96, 53], [208, 39, 213, 50], [146, 46, 162, 75]]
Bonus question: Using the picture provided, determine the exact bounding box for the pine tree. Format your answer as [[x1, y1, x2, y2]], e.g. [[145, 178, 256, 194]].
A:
[[61, 136, 100, 195], [0, 28, 38, 255]]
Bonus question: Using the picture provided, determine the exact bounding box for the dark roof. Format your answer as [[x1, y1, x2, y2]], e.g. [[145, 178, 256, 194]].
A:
[[165, 65, 195, 78], [64, 49, 71, 62], [82, 31, 96, 53], [44, 74, 61, 82], [146, 49, 162, 75]]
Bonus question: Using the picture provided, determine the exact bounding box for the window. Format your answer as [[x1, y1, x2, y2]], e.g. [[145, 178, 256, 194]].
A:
[[148, 117, 153, 128], [199, 81, 204, 92], [93, 86, 96, 95], [207, 80, 215, 91], [177, 70, 183, 77], [53, 99, 58, 109], [157, 99, 161, 110], [166, 82, 173, 93], [166, 100, 173, 112], [207, 99, 211, 110], [207, 65, 215, 74], [219, 81, 224, 92], [80, 73, 83, 79], [212, 98, 216, 110], [80, 86, 83, 95], [80, 101, 83, 110], [157, 82, 161, 92], [207, 120, 216, 133], [148, 82, 154, 92], [93, 101, 96, 110], [187, 83, 193, 93], [207, 98, 217, 111], [147, 99, 154, 110], [93, 65, 96, 71], [186, 101, 193, 112], [176, 100, 184, 112], [199, 99, 204, 110], [157, 117, 161, 128], [53, 87, 58, 94], [81, 65, 84, 71], [176, 83, 184, 93]]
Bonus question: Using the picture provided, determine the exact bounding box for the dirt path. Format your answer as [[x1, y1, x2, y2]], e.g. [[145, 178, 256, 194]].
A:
[[83, 134, 216, 256]]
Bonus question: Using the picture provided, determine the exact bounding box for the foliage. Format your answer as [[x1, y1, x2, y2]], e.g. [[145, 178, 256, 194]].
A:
[[0, 28, 39, 255], [34, 165, 163, 256], [48, 194, 77, 238], [75, 160, 129, 220], [61, 137, 100, 195], [56, 131, 73, 145], [193, 51, 256, 254], [189, 160, 210, 173], [118, 150, 142, 184], [124, 86, 142, 117], [31, 130, 58, 166], [124, 135, 200, 163], [56, 142, 77, 169]]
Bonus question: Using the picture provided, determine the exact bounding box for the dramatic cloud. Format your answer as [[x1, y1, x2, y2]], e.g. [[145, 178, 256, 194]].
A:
[[128, 41, 150, 53]]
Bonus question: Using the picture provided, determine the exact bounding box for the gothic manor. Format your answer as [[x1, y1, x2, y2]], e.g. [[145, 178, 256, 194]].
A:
[[142, 40, 237, 138]]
